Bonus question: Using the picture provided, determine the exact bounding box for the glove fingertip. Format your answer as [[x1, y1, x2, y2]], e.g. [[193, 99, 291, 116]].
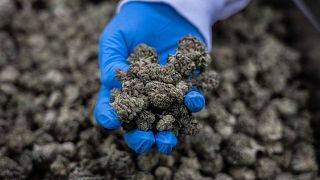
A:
[[155, 131, 178, 154], [184, 91, 206, 112], [124, 129, 155, 154], [94, 104, 123, 129]]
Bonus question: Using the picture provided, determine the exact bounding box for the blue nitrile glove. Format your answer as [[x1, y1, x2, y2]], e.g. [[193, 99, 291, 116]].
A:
[[124, 129, 156, 154], [94, 2, 208, 154], [184, 87, 206, 113], [155, 131, 178, 154]]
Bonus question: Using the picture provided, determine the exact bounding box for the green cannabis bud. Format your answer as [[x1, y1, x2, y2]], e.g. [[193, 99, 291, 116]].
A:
[[111, 35, 219, 136]]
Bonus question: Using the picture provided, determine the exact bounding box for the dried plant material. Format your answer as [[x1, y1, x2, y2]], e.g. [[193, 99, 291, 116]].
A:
[[0, 1, 319, 180], [111, 35, 219, 136]]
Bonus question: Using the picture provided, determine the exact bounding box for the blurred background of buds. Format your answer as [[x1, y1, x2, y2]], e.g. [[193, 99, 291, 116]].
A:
[[0, 0, 320, 179]]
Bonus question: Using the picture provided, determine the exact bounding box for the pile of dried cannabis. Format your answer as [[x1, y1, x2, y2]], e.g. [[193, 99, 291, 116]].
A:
[[111, 35, 219, 135], [0, 1, 319, 179]]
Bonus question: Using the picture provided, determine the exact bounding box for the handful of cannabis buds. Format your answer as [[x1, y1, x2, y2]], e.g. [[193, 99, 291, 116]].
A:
[[111, 35, 219, 136]]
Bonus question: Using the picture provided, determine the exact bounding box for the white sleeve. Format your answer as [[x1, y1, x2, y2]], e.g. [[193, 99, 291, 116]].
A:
[[117, 0, 250, 50]]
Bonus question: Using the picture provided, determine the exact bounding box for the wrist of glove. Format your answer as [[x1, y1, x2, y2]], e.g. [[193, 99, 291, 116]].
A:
[[117, 0, 250, 50]]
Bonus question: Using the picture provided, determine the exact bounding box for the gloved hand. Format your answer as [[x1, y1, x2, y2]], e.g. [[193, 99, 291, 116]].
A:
[[94, 1, 247, 154]]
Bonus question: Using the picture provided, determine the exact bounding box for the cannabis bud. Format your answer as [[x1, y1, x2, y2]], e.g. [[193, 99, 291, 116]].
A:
[[111, 35, 219, 136]]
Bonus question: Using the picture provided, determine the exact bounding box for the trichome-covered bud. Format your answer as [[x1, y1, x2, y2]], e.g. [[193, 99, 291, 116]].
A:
[[127, 44, 158, 64], [115, 69, 130, 83], [145, 81, 185, 109], [160, 64, 183, 84], [121, 78, 145, 97], [176, 35, 211, 71], [191, 70, 220, 93], [167, 53, 196, 77], [111, 93, 146, 122], [138, 63, 182, 84], [168, 104, 190, 121], [110, 88, 121, 102], [156, 115, 176, 131], [135, 110, 156, 131]]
